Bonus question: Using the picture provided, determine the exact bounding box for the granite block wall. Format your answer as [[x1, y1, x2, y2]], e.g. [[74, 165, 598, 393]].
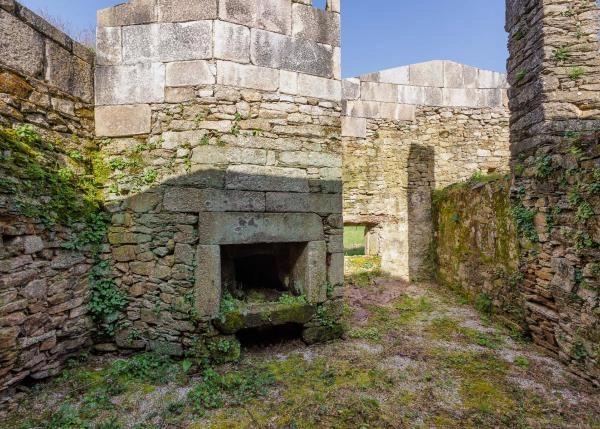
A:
[[94, 0, 344, 354], [342, 61, 511, 280]]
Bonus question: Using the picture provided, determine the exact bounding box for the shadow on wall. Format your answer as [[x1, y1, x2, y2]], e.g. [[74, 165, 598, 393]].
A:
[[407, 143, 435, 281], [95, 167, 344, 355], [0, 157, 344, 394]]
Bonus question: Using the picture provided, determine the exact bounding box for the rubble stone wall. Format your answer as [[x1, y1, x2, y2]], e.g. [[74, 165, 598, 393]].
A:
[[94, 0, 344, 354], [506, 0, 600, 384], [342, 61, 510, 280], [0, 1, 95, 395]]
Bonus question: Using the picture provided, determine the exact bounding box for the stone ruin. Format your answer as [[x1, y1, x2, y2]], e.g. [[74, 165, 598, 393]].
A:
[[342, 61, 510, 280], [0, 0, 599, 399]]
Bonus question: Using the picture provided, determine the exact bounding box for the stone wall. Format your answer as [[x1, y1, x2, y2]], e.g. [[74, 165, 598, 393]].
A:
[[342, 61, 510, 280], [0, 1, 95, 396], [433, 176, 525, 331], [506, 0, 600, 384], [94, 0, 344, 355]]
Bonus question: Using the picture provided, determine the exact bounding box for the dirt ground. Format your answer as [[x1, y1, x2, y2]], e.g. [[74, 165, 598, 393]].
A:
[[2, 256, 599, 428]]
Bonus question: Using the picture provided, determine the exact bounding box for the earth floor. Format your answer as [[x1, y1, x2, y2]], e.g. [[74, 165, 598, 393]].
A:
[[2, 256, 599, 428]]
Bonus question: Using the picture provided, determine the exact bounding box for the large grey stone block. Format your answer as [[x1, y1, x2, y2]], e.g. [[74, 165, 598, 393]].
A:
[[96, 27, 122, 66], [45, 40, 73, 94], [95, 63, 165, 105], [164, 188, 266, 212], [98, 0, 156, 27], [379, 103, 416, 121], [343, 78, 360, 100], [0, 9, 44, 77], [191, 145, 267, 166], [158, 0, 218, 22], [376, 66, 410, 85], [266, 192, 342, 213], [216, 61, 279, 91], [122, 21, 212, 64], [214, 21, 250, 63], [327, 252, 344, 287], [225, 165, 309, 192], [442, 88, 484, 107], [219, 0, 291, 34], [166, 60, 215, 87], [198, 212, 324, 244], [279, 70, 298, 95], [443, 61, 464, 88], [361, 82, 397, 103], [297, 74, 341, 101], [341, 116, 367, 138], [251, 29, 333, 78], [409, 61, 444, 87], [95, 104, 152, 137], [279, 151, 342, 168], [195, 245, 221, 318], [397, 85, 424, 105], [295, 240, 327, 304], [292, 3, 340, 46]]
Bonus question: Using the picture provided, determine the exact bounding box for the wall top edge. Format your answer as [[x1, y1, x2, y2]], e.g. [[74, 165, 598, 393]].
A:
[[5, 0, 94, 64]]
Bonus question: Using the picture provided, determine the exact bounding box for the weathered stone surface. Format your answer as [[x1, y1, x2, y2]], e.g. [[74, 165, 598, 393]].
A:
[[195, 245, 221, 317], [266, 192, 341, 213], [251, 29, 334, 78], [292, 3, 340, 46], [409, 61, 445, 87], [215, 302, 315, 334], [297, 74, 341, 101], [214, 21, 250, 63], [96, 27, 122, 66], [97, 0, 156, 27], [341, 116, 366, 138], [216, 61, 279, 91], [225, 165, 310, 192], [0, 9, 44, 77], [164, 188, 266, 212], [158, 0, 218, 22], [122, 22, 212, 64], [198, 212, 324, 244], [296, 240, 327, 304], [95, 104, 151, 137], [166, 60, 215, 87], [219, 0, 292, 34], [327, 252, 344, 286], [95, 63, 165, 105]]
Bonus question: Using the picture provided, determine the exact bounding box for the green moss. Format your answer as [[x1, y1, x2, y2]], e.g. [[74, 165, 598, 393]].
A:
[[0, 125, 104, 226]]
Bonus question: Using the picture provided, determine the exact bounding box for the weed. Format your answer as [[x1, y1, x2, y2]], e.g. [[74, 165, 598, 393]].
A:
[[475, 293, 493, 315], [278, 293, 308, 306], [568, 67, 585, 80], [511, 201, 538, 242], [534, 155, 552, 179], [516, 70, 526, 83], [552, 46, 570, 62], [108, 352, 177, 384]]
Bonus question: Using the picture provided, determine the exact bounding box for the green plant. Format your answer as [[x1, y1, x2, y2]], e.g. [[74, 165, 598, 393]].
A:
[[534, 155, 552, 179], [15, 124, 42, 145], [47, 404, 85, 429], [568, 67, 585, 80], [515, 70, 526, 83], [88, 259, 128, 336], [513, 356, 530, 368], [511, 201, 538, 242], [108, 352, 176, 384], [278, 293, 308, 306], [141, 168, 158, 185], [199, 135, 210, 146], [571, 340, 587, 362], [552, 46, 570, 62], [576, 200, 594, 222], [475, 293, 493, 316]]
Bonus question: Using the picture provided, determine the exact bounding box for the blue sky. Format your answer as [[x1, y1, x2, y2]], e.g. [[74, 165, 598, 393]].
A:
[[18, 0, 508, 77]]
